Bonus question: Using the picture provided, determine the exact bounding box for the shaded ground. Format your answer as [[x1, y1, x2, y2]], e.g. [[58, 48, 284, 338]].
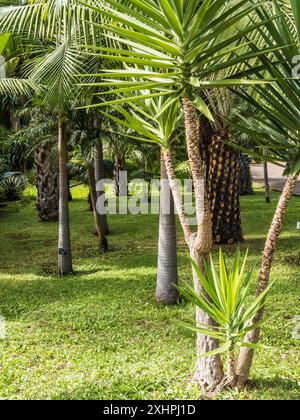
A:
[[0, 185, 299, 400], [252, 164, 300, 196]]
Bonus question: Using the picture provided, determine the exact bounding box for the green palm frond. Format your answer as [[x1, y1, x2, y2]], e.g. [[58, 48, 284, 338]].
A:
[[0, 77, 39, 96]]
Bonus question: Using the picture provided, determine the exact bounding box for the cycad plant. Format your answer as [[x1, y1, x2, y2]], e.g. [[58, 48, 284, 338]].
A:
[[82, 0, 273, 391], [179, 248, 274, 387]]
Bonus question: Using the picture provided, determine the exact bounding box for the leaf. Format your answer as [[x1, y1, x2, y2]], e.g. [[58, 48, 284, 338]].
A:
[[190, 94, 214, 122], [198, 341, 232, 359]]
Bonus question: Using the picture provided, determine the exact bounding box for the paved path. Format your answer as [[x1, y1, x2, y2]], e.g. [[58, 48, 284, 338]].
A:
[[251, 163, 300, 196]]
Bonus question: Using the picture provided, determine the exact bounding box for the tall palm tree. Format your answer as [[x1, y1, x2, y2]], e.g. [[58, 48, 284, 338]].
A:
[[82, 0, 272, 391], [0, 0, 104, 274], [101, 94, 180, 305], [94, 137, 109, 235]]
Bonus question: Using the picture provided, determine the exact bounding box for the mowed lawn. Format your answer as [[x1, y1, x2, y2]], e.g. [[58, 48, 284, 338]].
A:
[[0, 185, 299, 400]]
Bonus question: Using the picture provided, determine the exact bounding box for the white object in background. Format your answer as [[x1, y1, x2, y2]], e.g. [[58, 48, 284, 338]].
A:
[[0, 55, 6, 79], [297, 222, 300, 231], [0, 315, 6, 340]]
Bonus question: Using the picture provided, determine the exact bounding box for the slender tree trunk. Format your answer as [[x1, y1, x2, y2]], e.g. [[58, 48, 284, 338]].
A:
[[113, 155, 125, 197], [264, 159, 271, 204], [35, 143, 59, 221], [239, 154, 254, 196], [208, 136, 243, 245], [57, 115, 73, 276], [182, 97, 225, 391], [156, 151, 179, 305], [236, 175, 298, 387], [94, 138, 109, 235], [227, 350, 237, 387], [88, 164, 108, 253]]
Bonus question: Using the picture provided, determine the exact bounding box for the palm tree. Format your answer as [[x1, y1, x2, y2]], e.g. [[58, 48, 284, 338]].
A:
[[0, 0, 104, 274], [156, 150, 179, 305], [82, 0, 271, 391], [229, 0, 300, 386], [205, 88, 244, 245], [101, 94, 180, 305], [94, 138, 109, 235]]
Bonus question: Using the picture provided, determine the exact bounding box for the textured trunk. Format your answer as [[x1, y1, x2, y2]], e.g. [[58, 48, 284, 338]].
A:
[[156, 152, 179, 305], [239, 154, 254, 196], [94, 138, 109, 235], [236, 175, 298, 387], [88, 164, 108, 253], [182, 96, 224, 392], [208, 136, 243, 245], [227, 351, 237, 387], [264, 159, 271, 204], [35, 143, 59, 221], [113, 155, 125, 197], [57, 115, 73, 276]]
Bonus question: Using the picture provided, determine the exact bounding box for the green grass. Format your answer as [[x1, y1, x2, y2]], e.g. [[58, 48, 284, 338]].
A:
[[0, 185, 299, 400]]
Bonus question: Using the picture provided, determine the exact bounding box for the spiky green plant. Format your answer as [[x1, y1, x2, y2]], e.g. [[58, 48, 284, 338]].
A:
[[178, 248, 275, 386]]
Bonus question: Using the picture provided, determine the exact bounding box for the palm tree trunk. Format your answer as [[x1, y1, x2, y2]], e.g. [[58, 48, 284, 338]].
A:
[[58, 115, 73, 275], [182, 96, 224, 392], [236, 175, 298, 387], [239, 154, 254, 196], [88, 164, 108, 253], [156, 151, 179, 305], [94, 138, 109, 235], [208, 136, 243, 245], [113, 155, 125, 197], [35, 143, 58, 221], [264, 159, 271, 204]]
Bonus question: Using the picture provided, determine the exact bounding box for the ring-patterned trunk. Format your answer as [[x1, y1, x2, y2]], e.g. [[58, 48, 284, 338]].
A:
[[94, 138, 109, 235], [156, 152, 179, 305], [208, 136, 243, 245], [35, 143, 58, 221], [57, 115, 73, 276]]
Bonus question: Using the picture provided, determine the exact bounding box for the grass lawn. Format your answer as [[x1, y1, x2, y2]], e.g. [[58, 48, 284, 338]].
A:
[[0, 185, 299, 400]]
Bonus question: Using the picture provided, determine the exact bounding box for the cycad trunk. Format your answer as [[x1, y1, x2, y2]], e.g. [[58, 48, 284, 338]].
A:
[[58, 115, 73, 276], [35, 143, 58, 221], [156, 152, 179, 305], [94, 138, 109, 235], [236, 175, 298, 387], [208, 136, 243, 245], [239, 154, 254, 196], [183, 97, 224, 391], [88, 164, 108, 253]]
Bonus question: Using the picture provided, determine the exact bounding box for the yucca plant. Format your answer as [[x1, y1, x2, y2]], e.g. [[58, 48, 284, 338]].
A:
[[179, 248, 274, 387], [80, 0, 276, 391], [0, 173, 26, 201], [224, 0, 300, 387]]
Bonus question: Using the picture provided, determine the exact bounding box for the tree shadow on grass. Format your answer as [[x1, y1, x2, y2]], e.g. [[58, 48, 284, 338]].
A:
[[246, 377, 300, 400]]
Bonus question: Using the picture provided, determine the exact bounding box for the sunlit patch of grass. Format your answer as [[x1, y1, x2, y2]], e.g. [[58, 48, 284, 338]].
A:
[[0, 186, 299, 400]]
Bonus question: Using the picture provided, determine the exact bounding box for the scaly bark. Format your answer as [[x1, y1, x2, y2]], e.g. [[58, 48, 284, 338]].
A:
[[57, 115, 73, 275], [156, 152, 179, 305], [94, 138, 109, 235], [208, 136, 243, 245], [239, 154, 254, 196], [88, 164, 108, 253], [236, 175, 298, 387], [35, 143, 58, 221], [182, 96, 224, 391]]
